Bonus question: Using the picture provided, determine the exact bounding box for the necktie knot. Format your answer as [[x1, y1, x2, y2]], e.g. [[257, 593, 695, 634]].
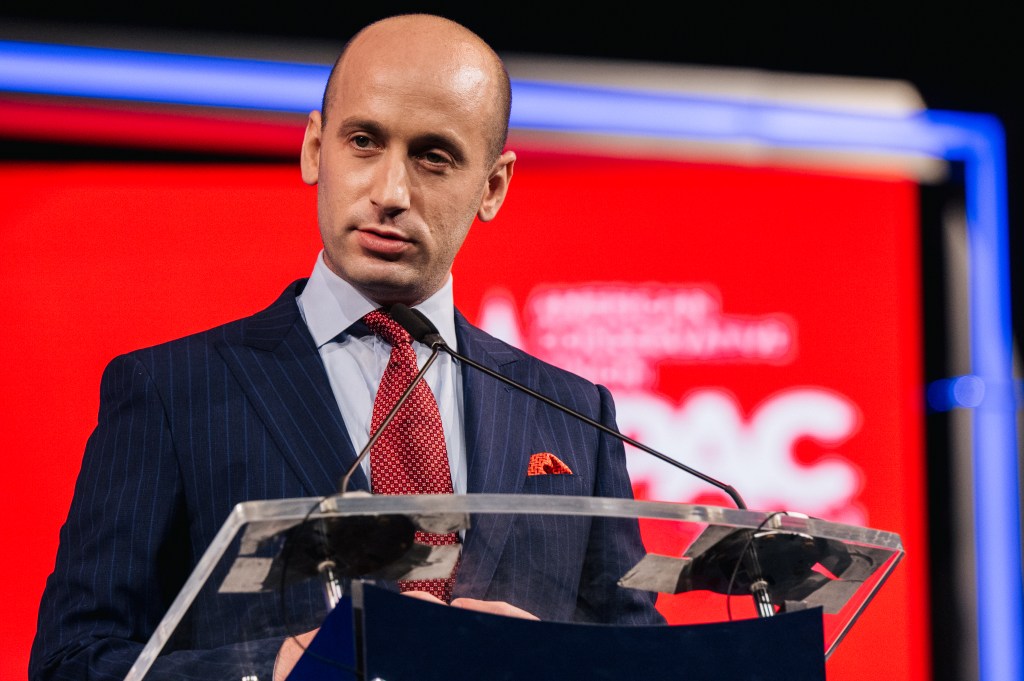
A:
[[364, 309, 412, 347]]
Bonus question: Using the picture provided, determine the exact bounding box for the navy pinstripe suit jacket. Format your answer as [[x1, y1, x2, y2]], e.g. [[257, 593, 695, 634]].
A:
[[29, 279, 660, 681]]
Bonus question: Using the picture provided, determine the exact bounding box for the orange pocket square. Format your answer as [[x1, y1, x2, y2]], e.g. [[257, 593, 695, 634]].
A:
[[527, 452, 573, 476]]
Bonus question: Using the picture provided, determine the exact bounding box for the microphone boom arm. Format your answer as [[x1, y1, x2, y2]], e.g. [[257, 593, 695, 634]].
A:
[[386, 302, 748, 509], [433, 342, 747, 510]]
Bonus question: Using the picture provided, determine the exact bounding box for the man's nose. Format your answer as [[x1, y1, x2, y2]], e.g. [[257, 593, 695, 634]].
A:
[[369, 151, 411, 214]]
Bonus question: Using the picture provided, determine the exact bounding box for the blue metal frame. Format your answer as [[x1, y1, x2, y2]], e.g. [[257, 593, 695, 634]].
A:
[[1, 38, 1020, 680]]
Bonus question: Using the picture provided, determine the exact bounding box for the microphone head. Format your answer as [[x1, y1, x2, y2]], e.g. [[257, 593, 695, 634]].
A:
[[389, 304, 446, 347], [410, 307, 448, 347]]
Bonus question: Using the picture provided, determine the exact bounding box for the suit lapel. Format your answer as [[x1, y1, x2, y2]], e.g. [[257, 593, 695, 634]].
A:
[[217, 280, 368, 497], [454, 311, 536, 598], [457, 310, 536, 495]]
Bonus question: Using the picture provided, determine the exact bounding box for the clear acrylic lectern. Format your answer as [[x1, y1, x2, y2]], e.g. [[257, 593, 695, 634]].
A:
[[125, 493, 903, 681]]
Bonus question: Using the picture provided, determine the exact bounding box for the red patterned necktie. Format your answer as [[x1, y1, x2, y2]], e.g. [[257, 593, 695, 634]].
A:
[[363, 309, 459, 602]]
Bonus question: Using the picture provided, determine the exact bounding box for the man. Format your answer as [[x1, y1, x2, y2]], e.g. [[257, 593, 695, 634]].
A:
[[30, 13, 660, 681]]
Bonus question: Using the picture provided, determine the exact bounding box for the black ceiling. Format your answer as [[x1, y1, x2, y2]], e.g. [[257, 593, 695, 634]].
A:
[[1, 4, 1018, 114]]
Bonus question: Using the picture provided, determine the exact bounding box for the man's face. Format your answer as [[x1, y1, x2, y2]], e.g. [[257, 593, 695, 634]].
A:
[[300, 33, 514, 307]]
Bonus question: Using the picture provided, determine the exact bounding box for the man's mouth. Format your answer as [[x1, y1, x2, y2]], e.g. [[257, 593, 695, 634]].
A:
[[356, 227, 412, 256]]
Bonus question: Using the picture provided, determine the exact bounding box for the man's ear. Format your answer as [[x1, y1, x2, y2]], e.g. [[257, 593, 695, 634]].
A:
[[477, 150, 516, 222], [300, 111, 323, 186]]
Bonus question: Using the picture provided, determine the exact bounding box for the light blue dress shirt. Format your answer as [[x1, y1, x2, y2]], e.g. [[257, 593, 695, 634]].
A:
[[295, 250, 467, 494]]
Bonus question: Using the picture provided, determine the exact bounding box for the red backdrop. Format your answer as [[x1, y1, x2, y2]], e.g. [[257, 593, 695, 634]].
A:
[[0, 146, 927, 679]]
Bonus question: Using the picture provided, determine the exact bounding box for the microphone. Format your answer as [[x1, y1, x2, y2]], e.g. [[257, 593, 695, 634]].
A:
[[390, 308, 792, 617], [395, 306, 748, 510]]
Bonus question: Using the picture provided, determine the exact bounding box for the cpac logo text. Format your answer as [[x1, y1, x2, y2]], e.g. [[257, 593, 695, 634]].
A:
[[616, 388, 865, 525], [477, 283, 866, 524]]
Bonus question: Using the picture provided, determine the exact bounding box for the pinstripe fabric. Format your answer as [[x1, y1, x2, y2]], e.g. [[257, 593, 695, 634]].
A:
[[453, 310, 660, 624], [29, 281, 660, 681]]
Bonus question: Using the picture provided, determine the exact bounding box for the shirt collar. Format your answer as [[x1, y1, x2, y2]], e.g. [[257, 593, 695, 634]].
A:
[[298, 250, 458, 351]]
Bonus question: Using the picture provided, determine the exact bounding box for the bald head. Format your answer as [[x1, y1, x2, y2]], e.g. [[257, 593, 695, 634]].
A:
[[320, 14, 512, 162]]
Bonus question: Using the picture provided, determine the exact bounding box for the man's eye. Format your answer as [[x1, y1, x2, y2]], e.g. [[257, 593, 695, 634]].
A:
[[351, 135, 374, 149], [422, 151, 451, 165]]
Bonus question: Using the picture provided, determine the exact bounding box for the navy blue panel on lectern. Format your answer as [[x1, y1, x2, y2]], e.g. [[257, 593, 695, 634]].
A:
[[287, 593, 358, 681], [359, 584, 824, 681], [287, 583, 825, 680]]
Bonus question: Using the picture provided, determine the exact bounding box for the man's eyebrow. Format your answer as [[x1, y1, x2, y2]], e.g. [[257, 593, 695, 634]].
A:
[[337, 117, 383, 138]]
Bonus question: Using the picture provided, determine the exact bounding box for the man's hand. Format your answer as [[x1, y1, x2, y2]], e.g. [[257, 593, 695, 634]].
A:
[[403, 590, 539, 620], [451, 597, 540, 620], [274, 628, 319, 681]]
